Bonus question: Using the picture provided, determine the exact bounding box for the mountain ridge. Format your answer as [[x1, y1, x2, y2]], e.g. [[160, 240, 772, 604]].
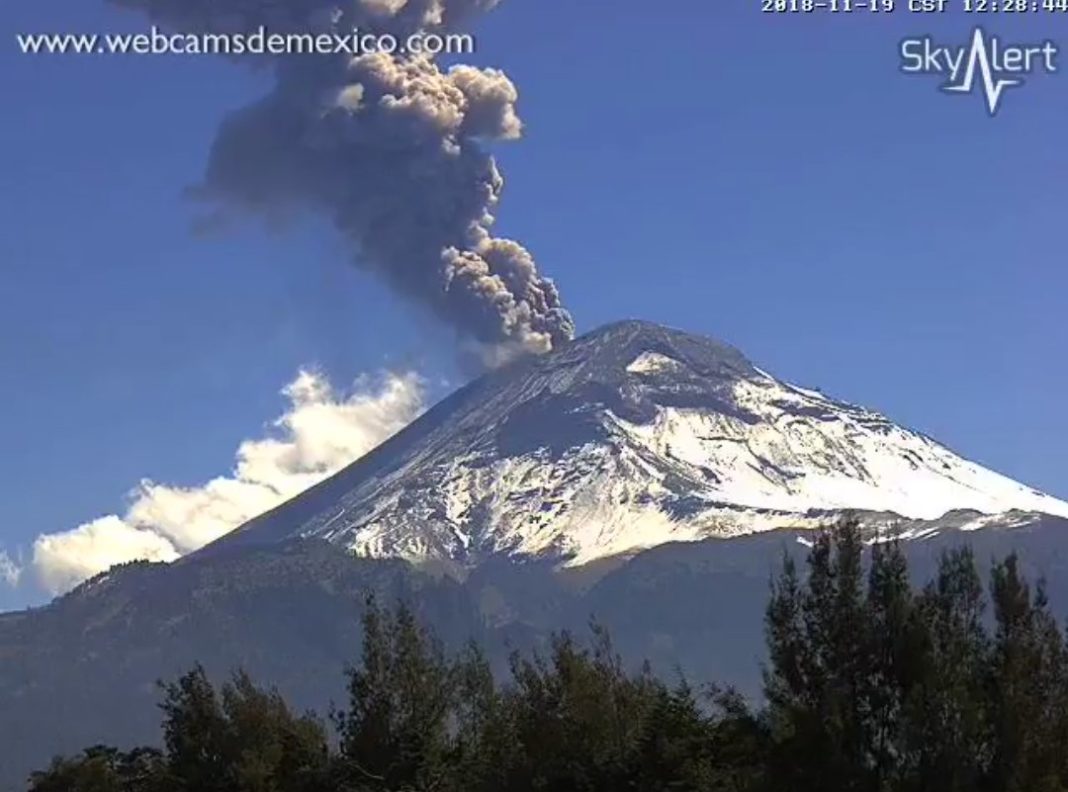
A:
[[3, 320, 1067, 789], [197, 320, 1068, 569]]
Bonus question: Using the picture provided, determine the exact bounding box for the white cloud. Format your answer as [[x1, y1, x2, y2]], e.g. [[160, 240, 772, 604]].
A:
[[26, 370, 424, 595], [32, 516, 180, 596], [0, 552, 21, 588]]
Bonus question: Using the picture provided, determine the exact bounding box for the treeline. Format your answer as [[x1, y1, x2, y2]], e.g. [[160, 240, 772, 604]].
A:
[[29, 521, 1068, 792]]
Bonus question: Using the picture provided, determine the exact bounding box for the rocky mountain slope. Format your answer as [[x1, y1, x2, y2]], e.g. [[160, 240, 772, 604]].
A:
[[4, 519, 1068, 789], [2, 320, 1066, 788], [203, 320, 1068, 568]]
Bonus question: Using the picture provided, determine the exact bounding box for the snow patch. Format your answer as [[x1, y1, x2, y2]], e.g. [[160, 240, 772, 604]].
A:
[[627, 352, 686, 375]]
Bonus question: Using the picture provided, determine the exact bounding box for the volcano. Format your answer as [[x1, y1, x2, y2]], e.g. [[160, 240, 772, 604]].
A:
[[202, 319, 1068, 568], [3, 320, 1067, 788]]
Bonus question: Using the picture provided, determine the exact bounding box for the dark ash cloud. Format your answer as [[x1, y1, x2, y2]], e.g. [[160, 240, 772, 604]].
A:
[[111, 0, 574, 363]]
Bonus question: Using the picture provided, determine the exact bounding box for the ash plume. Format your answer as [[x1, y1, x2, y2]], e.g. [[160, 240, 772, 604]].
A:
[[111, 0, 574, 363]]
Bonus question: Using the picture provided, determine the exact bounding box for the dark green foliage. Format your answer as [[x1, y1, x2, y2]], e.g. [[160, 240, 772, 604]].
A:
[[333, 595, 457, 790], [28, 520, 1068, 792], [762, 520, 1068, 792], [984, 556, 1068, 792], [30, 669, 330, 792], [328, 598, 755, 791], [28, 746, 163, 792], [157, 666, 330, 791]]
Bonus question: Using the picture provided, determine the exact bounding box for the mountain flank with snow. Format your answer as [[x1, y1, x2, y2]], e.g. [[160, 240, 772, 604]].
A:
[[203, 320, 1068, 569]]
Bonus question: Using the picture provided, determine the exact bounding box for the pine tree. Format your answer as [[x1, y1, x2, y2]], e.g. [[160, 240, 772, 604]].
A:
[[26, 516, 1068, 792], [764, 520, 874, 792], [900, 547, 990, 792], [986, 556, 1068, 792], [333, 595, 456, 791], [865, 538, 919, 792]]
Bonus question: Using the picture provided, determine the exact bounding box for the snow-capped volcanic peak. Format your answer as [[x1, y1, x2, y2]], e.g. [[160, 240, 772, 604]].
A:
[[617, 364, 1068, 522], [206, 321, 1068, 568]]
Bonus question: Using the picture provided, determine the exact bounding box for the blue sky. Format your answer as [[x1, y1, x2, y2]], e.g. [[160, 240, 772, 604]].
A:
[[1, 2, 1065, 609]]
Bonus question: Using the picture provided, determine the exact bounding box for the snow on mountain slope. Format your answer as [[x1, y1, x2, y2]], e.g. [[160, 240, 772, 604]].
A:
[[202, 321, 1068, 568], [619, 368, 1068, 522]]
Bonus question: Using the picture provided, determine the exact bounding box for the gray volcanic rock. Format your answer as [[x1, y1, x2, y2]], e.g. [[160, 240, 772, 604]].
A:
[[3, 320, 1066, 788], [201, 320, 1068, 568]]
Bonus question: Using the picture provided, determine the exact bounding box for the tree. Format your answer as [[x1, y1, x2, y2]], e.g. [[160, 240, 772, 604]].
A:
[[501, 625, 665, 790], [864, 538, 921, 791], [333, 595, 457, 791], [158, 666, 330, 792], [28, 517, 1068, 792], [901, 547, 990, 792], [764, 521, 876, 792], [985, 556, 1068, 792], [28, 746, 164, 792]]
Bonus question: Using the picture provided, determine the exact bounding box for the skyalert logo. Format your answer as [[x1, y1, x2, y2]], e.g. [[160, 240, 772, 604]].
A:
[[900, 27, 1058, 116]]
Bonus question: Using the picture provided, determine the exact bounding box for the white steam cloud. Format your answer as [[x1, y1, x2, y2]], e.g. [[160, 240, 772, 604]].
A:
[[0, 552, 21, 588], [32, 518, 180, 595], [23, 370, 424, 596]]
